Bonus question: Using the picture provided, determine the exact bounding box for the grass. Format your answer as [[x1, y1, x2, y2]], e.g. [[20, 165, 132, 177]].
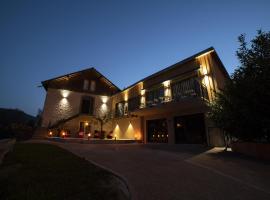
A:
[[0, 143, 127, 200]]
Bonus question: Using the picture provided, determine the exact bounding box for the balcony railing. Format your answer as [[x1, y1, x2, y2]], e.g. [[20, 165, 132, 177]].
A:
[[114, 77, 209, 117], [171, 78, 208, 102]]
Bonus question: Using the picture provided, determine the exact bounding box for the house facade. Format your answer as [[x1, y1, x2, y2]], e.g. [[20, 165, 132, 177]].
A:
[[41, 47, 229, 146]]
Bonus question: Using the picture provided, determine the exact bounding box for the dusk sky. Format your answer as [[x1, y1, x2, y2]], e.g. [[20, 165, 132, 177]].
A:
[[0, 0, 270, 116]]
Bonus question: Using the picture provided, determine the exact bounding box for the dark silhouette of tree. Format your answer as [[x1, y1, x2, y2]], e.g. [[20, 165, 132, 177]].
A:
[[210, 30, 270, 145]]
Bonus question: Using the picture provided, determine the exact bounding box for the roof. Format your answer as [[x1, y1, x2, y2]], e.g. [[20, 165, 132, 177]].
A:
[[41, 47, 229, 94], [41, 67, 121, 91], [118, 47, 229, 93]]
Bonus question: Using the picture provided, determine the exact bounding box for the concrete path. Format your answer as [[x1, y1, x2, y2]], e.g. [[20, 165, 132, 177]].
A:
[[31, 141, 270, 200]]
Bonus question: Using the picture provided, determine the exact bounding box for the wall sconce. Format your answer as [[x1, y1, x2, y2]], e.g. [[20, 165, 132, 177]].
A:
[[163, 80, 171, 88], [101, 96, 108, 104], [48, 131, 53, 136], [141, 89, 145, 96], [124, 92, 128, 101], [61, 90, 70, 98]]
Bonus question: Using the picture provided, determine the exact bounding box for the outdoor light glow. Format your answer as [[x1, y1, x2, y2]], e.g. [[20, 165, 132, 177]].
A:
[[163, 80, 171, 102], [101, 103, 107, 111], [141, 89, 145, 96], [124, 92, 128, 101], [163, 80, 171, 88], [202, 67, 208, 76], [101, 96, 108, 104], [135, 132, 142, 140], [61, 90, 70, 98], [195, 50, 214, 59]]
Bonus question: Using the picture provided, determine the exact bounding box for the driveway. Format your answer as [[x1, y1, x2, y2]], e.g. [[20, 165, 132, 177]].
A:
[[41, 141, 270, 200]]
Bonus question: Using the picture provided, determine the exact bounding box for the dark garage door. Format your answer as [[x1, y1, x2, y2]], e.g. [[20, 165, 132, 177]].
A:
[[147, 119, 168, 143], [174, 113, 206, 144]]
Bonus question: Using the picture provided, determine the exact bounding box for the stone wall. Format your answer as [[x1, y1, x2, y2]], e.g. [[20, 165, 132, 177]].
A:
[[41, 88, 111, 128]]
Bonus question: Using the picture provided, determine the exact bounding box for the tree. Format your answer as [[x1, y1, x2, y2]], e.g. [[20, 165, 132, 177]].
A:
[[94, 104, 113, 138], [210, 30, 270, 143]]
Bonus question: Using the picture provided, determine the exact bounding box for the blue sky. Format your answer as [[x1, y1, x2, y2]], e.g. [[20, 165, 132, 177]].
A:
[[0, 0, 270, 115]]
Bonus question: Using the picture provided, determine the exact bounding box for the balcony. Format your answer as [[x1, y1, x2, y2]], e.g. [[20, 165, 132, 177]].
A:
[[114, 77, 209, 118], [145, 78, 208, 108]]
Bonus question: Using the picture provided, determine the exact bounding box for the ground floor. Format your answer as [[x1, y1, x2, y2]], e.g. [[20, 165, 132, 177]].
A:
[[112, 112, 224, 147], [44, 111, 224, 146], [45, 141, 270, 200]]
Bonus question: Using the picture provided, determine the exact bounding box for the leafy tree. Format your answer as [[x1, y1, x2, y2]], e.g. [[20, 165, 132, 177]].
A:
[[210, 30, 270, 143]]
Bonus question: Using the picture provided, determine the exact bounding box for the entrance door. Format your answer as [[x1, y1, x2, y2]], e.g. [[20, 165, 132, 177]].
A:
[[174, 114, 206, 144], [147, 119, 168, 143]]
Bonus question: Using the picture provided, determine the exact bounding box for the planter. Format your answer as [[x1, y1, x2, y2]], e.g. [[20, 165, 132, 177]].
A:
[[231, 142, 270, 160]]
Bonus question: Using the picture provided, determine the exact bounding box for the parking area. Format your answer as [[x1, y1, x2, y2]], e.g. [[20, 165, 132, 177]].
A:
[[36, 141, 270, 200]]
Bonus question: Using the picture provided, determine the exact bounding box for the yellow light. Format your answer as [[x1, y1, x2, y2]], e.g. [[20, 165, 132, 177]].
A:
[[141, 89, 145, 96], [202, 67, 208, 76], [162, 134, 164, 137], [49, 131, 52, 136], [158, 135, 160, 138], [61, 90, 70, 98], [163, 80, 171, 88], [62, 132, 66, 136], [153, 135, 155, 137], [88, 133, 91, 137], [177, 123, 181, 127], [124, 92, 128, 101], [167, 134, 168, 137], [196, 50, 214, 59], [101, 96, 108, 104], [85, 122, 89, 126]]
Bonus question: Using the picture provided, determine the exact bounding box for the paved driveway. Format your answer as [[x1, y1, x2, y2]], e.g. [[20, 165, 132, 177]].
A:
[[45, 142, 270, 200]]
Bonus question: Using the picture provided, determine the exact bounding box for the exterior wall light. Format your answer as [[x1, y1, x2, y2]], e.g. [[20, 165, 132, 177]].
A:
[[140, 89, 146, 108], [62, 131, 66, 137], [101, 96, 108, 104], [124, 92, 128, 101], [61, 90, 70, 98], [141, 89, 145, 96], [48, 131, 53, 136], [163, 80, 171, 88], [163, 80, 171, 102]]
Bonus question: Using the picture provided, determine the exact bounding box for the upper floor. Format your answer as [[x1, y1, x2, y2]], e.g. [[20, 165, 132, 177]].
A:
[[111, 47, 229, 118], [41, 47, 229, 127]]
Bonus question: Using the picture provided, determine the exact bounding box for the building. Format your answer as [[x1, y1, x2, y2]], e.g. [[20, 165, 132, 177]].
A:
[[40, 47, 229, 146]]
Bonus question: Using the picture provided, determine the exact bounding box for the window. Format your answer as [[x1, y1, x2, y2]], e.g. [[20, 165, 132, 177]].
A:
[[83, 80, 89, 90], [115, 102, 124, 117], [90, 80, 96, 92], [81, 96, 94, 115]]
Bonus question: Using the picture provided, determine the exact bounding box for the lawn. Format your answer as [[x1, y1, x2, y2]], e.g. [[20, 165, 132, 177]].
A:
[[0, 143, 128, 200]]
